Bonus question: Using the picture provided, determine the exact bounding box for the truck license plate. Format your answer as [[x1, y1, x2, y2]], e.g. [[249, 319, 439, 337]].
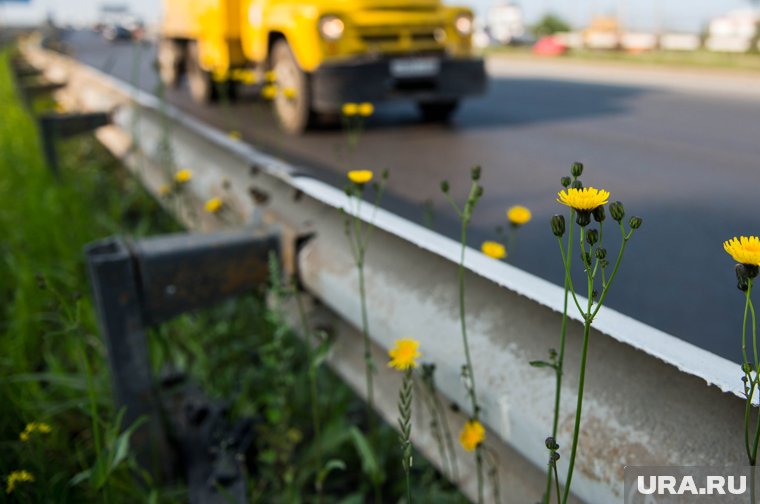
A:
[[390, 58, 440, 78]]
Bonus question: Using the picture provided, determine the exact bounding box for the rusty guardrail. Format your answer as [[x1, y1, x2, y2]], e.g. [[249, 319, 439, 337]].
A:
[[19, 40, 752, 503]]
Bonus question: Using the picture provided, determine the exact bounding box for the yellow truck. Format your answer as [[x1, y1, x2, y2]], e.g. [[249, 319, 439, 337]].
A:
[[158, 0, 486, 133]]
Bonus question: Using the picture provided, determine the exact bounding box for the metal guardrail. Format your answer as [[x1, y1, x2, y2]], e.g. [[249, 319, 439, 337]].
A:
[[9, 56, 112, 176], [20, 41, 751, 503], [85, 230, 278, 503]]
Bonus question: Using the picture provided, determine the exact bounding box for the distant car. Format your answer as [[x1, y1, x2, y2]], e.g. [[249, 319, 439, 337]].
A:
[[102, 24, 133, 42]]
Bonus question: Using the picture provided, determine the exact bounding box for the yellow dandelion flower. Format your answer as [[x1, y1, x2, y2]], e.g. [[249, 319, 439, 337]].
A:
[[19, 422, 51, 442], [481, 241, 507, 260], [358, 102, 374, 117], [459, 420, 485, 452], [204, 198, 224, 214], [388, 339, 421, 371], [507, 205, 532, 226], [724, 236, 760, 267], [282, 87, 297, 99], [35, 422, 51, 434], [6, 470, 34, 494], [261, 84, 277, 100], [347, 170, 373, 185], [557, 187, 610, 212], [175, 169, 193, 184], [228, 130, 242, 141], [265, 70, 277, 83], [342, 103, 358, 116]]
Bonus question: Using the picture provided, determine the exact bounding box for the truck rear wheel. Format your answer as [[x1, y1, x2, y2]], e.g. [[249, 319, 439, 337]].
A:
[[271, 40, 311, 135], [157, 38, 183, 88], [418, 100, 460, 122], [187, 42, 218, 104]]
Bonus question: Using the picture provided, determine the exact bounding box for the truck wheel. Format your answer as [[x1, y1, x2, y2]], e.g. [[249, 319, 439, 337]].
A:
[[418, 100, 460, 122], [187, 42, 218, 104], [157, 38, 183, 88], [271, 40, 311, 135]]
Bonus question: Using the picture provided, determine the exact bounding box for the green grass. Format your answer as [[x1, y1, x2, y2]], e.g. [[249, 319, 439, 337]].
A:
[[0, 47, 183, 502], [0, 48, 466, 503], [484, 45, 760, 73]]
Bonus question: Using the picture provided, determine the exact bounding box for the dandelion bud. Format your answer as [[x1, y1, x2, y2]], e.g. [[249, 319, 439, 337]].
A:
[[629, 216, 643, 230], [581, 251, 592, 266], [561, 176, 571, 188], [738, 277, 750, 292], [610, 201, 625, 222], [551, 215, 565, 237], [551, 451, 561, 462], [475, 185, 484, 198], [440, 180, 450, 193], [571, 162, 584, 178], [743, 362, 753, 374], [595, 248, 607, 260], [571, 180, 583, 189], [592, 289, 599, 301], [471, 165, 481, 181], [586, 229, 599, 246], [592, 206, 606, 222], [382, 168, 389, 180], [545, 437, 559, 450], [576, 211, 591, 227], [600, 259, 609, 268]]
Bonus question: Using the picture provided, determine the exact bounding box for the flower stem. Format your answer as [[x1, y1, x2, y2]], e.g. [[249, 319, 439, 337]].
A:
[[545, 212, 575, 504], [399, 368, 414, 504], [744, 282, 754, 463], [293, 282, 323, 502], [561, 318, 592, 504]]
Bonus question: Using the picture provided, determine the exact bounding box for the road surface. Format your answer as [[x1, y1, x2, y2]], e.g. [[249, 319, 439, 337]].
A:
[[62, 31, 760, 363]]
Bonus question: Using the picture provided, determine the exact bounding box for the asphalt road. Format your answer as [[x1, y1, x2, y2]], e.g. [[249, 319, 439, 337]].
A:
[[62, 31, 760, 363]]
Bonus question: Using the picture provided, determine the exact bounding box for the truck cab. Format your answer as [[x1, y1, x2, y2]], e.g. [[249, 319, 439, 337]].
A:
[[159, 0, 486, 134]]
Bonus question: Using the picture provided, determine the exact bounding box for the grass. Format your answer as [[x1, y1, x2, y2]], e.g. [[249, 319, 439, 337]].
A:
[[483, 45, 760, 73], [0, 47, 465, 502], [0, 46, 182, 502]]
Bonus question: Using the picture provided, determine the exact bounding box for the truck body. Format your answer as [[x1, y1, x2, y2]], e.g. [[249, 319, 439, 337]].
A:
[[159, 0, 486, 133]]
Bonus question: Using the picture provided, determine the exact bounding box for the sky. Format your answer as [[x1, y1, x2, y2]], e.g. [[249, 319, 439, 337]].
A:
[[0, 0, 754, 33]]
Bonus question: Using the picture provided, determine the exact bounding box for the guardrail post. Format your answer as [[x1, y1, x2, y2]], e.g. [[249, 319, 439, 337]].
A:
[[85, 237, 174, 476], [85, 229, 280, 503], [39, 112, 111, 176]]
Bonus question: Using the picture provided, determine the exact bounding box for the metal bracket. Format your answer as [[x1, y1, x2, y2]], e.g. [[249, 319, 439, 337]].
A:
[[85, 229, 279, 502], [39, 112, 112, 176]]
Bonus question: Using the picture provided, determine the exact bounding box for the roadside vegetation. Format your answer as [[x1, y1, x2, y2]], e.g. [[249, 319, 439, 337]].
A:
[[0, 48, 464, 502], [9, 33, 760, 504]]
